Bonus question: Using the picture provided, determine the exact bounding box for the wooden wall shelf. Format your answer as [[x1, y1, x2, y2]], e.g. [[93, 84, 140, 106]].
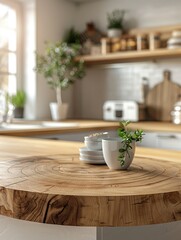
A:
[[76, 48, 181, 65]]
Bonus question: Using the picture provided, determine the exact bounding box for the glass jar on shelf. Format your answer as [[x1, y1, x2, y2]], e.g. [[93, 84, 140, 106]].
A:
[[127, 35, 137, 51], [120, 37, 127, 51], [101, 38, 111, 54], [111, 37, 121, 52], [136, 34, 148, 51], [149, 32, 161, 50]]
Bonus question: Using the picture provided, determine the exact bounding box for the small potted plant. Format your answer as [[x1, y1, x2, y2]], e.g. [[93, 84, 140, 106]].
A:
[[63, 27, 81, 45], [9, 90, 26, 118], [102, 121, 144, 170], [107, 9, 125, 38], [34, 41, 85, 120]]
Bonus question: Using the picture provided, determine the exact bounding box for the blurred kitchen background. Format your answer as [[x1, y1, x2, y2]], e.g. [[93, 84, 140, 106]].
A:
[[1, 0, 181, 120]]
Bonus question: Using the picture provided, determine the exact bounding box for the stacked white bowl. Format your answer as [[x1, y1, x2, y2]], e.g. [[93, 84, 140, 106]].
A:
[[167, 31, 181, 49], [79, 132, 109, 164]]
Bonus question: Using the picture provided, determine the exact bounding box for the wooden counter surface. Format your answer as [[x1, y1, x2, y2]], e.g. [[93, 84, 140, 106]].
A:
[[0, 136, 181, 227], [0, 120, 181, 137], [0, 120, 118, 136]]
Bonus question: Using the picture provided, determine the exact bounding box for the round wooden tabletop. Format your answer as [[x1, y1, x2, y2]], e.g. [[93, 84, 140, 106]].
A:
[[0, 136, 181, 227]]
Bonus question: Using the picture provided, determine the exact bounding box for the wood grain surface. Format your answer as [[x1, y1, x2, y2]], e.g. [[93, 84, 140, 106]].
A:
[[0, 136, 181, 227], [129, 23, 181, 35], [0, 120, 118, 137], [146, 70, 181, 121], [76, 48, 181, 65]]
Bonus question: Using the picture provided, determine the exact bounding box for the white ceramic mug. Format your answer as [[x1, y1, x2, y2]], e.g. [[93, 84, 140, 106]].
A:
[[102, 138, 135, 170]]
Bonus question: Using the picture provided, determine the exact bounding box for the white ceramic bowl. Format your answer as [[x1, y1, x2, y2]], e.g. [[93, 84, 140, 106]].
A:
[[79, 147, 103, 155], [84, 139, 102, 150], [84, 132, 109, 141]]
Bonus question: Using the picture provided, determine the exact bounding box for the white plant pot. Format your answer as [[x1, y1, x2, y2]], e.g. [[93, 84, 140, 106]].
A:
[[49, 102, 68, 121], [102, 138, 135, 170], [107, 29, 122, 38]]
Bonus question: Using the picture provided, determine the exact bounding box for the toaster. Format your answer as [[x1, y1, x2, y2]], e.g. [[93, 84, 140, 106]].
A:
[[103, 100, 145, 122]]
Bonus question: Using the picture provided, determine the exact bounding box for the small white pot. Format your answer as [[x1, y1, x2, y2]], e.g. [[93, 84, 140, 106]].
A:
[[102, 138, 135, 170], [49, 102, 68, 121], [107, 29, 122, 38]]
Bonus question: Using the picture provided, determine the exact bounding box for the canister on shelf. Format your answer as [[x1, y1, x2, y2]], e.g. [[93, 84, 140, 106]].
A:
[[127, 36, 137, 51], [120, 37, 127, 51], [149, 32, 161, 50], [111, 37, 121, 52], [136, 34, 148, 50], [101, 38, 111, 54]]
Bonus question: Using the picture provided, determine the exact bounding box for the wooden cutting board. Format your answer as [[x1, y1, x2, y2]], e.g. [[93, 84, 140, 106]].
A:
[[146, 70, 181, 121]]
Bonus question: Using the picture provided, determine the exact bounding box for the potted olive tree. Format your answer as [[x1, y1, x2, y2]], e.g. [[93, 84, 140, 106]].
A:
[[9, 90, 26, 118], [107, 9, 125, 38], [34, 41, 85, 120]]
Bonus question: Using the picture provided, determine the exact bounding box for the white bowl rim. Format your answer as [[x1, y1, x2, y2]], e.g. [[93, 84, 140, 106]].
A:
[[84, 132, 109, 140], [102, 137, 136, 143]]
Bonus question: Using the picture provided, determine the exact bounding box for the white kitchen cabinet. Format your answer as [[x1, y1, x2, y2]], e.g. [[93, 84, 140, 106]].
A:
[[138, 131, 181, 150], [156, 132, 181, 150], [137, 132, 158, 148]]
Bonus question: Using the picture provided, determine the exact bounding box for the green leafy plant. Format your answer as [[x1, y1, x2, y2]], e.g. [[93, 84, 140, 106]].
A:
[[63, 27, 81, 45], [118, 120, 144, 166], [9, 90, 26, 108], [107, 9, 125, 29], [34, 41, 85, 105]]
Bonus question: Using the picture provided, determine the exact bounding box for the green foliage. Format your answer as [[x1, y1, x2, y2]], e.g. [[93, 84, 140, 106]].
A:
[[9, 90, 26, 108], [63, 27, 81, 45], [107, 9, 125, 29], [118, 120, 144, 166], [34, 41, 85, 90]]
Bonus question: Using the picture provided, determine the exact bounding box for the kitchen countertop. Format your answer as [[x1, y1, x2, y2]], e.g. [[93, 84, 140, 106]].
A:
[[0, 120, 118, 136], [0, 136, 181, 226], [0, 120, 181, 136], [129, 121, 181, 133]]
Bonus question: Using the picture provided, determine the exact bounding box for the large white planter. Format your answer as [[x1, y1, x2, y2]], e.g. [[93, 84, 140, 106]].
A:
[[49, 102, 68, 121], [102, 138, 135, 170], [107, 29, 122, 38]]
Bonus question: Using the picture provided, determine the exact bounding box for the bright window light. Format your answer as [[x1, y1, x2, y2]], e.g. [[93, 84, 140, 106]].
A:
[[0, 2, 18, 93]]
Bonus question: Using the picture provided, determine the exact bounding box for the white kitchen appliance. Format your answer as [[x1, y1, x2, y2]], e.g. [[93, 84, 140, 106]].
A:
[[103, 100, 142, 122]]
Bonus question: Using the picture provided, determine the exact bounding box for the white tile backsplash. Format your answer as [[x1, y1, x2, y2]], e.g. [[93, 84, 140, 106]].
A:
[[75, 60, 181, 119]]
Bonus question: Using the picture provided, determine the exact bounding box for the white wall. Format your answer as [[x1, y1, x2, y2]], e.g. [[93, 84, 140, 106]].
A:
[[35, 0, 77, 119], [22, 0, 77, 119], [72, 0, 181, 119], [75, 0, 181, 32]]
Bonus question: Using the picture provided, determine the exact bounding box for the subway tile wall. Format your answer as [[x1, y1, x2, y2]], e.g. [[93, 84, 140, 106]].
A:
[[74, 59, 181, 119]]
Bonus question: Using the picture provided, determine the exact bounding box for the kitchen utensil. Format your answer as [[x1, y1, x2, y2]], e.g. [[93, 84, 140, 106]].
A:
[[146, 70, 181, 121]]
